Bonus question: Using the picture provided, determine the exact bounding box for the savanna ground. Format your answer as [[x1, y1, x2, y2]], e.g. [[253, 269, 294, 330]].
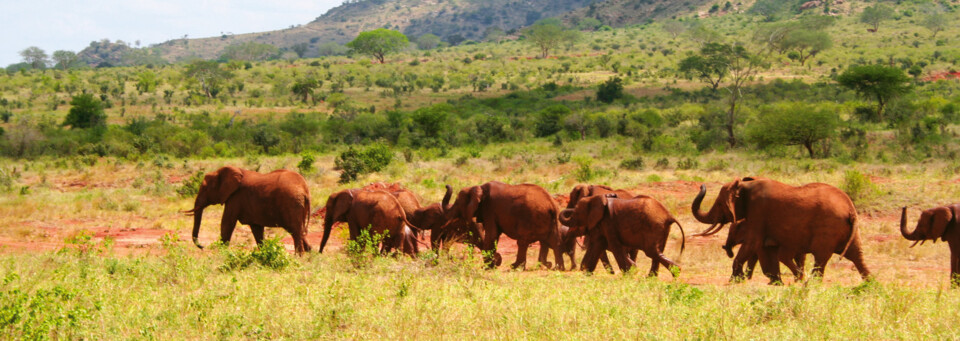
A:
[[2, 141, 960, 339]]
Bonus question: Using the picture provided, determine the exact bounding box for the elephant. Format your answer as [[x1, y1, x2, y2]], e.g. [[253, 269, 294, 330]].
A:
[[441, 181, 564, 270], [406, 185, 477, 250], [691, 177, 871, 284], [185, 166, 312, 254], [900, 205, 960, 287], [320, 189, 421, 256], [562, 185, 641, 271], [559, 194, 685, 276]]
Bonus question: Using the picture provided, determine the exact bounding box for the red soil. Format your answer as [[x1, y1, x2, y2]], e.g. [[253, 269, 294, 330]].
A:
[[924, 71, 960, 82]]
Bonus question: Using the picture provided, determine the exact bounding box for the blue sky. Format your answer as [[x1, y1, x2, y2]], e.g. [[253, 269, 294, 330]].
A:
[[1, 0, 343, 66]]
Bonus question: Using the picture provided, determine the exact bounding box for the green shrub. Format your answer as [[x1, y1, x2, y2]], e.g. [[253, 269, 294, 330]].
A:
[[297, 153, 316, 174], [596, 77, 624, 103], [176, 170, 205, 197], [345, 227, 387, 268], [335, 143, 393, 183], [572, 157, 596, 182], [677, 157, 699, 170], [620, 157, 645, 170], [841, 170, 877, 204], [218, 237, 291, 272]]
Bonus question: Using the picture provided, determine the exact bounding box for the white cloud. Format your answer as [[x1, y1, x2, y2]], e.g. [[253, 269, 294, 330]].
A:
[[1, 0, 342, 66]]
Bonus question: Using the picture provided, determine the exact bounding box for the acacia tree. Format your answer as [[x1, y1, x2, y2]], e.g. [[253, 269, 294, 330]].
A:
[[860, 4, 894, 32], [347, 29, 409, 63], [749, 102, 839, 157], [782, 30, 832, 66], [921, 7, 947, 38], [837, 64, 911, 121], [678, 42, 731, 90], [51, 50, 78, 70], [417, 33, 441, 50], [723, 44, 767, 147], [662, 20, 686, 39], [19, 47, 48, 69], [183, 60, 233, 98], [63, 93, 106, 129], [291, 77, 320, 103], [523, 20, 574, 58]]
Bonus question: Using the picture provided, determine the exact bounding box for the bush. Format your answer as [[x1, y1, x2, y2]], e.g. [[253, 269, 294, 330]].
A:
[[596, 77, 624, 103], [572, 157, 597, 182], [218, 237, 291, 271], [345, 227, 387, 268], [619, 157, 645, 170], [297, 153, 316, 174], [335, 143, 393, 183], [63, 93, 106, 129], [677, 157, 699, 170], [841, 170, 877, 204], [176, 170, 205, 197]]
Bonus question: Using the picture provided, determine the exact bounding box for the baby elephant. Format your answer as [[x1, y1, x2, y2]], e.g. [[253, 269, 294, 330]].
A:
[[560, 194, 685, 276], [901, 205, 960, 286]]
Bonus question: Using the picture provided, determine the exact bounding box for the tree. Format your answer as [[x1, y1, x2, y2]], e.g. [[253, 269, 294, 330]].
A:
[[576, 17, 602, 31], [596, 77, 624, 103], [523, 20, 574, 58], [723, 44, 767, 147], [291, 43, 309, 58], [416, 33, 441, 50], [748, 102, 839, 157], [781, 30, 832, 66], [183, 60, 233, 98], [837, 64, 911, 121], [347, 28, 409, 63], [748, 0, 790, 21], [252, 124, 280, 154], [687, 23, 722, 48], [678, 43, 732, 90], [51, 50, 78, 70], [921, 8, 947, 38], [63, 93, 106, 129], [136, 71, 159, 94], [860, 4, 894, 32], [662, 20, 686, 39], [535, 104, 571, 137], [19, 47, 48, 69], [291, 77, 320, 103]]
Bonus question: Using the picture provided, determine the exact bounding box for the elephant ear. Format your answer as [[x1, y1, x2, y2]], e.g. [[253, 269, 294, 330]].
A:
[[216, 167, 244, 204], [569, 184, 588, 207], [330, 190, 354, 222], [930, 206, 954, 241], [585, 195, 607, 233], [464, 186, 484, 220], [722, 178, 743, 224]]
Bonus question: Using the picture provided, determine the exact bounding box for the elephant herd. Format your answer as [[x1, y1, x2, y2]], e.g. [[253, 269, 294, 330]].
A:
[[187, 166, 960, 286]]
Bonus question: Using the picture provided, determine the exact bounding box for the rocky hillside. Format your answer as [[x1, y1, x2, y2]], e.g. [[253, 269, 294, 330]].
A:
[[85, 0, 711, 64]]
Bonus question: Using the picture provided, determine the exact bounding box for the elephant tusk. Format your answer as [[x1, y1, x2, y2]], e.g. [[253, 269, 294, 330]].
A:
[[182, 209, 195, 216], [909, 240, 921, 248], [694, 223, 721, 237]]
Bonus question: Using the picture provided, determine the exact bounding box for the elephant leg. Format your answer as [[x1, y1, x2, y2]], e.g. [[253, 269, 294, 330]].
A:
[[745, 254, 758, 280], [513, 240, 531, 270], [952, 253, 960, 288], [565, 240, 577, 271], [480, 229, 501, 270], [730, 247, 751, 283], [607, 240, 635, 274], [592, 250, 615, 274], [219, 210, 239, 246], [648, 253, 660, 277], [581, 237, 607, 273], [841, 241, 871, 280], [536, 241, 553, 269], [630, 249, 639, 262], [810, 251, 832, 279], [781, 255, 803, 282], [645, 248, 680, 278], [251, 224, 265, 246], [758, 246, 783, 285]]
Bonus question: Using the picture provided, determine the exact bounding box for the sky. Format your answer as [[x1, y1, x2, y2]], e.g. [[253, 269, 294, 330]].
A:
[[0, 0, 343, 66]]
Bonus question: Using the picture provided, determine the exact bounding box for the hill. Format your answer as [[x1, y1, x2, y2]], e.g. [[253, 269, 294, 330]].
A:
[[80, 0, 718, 65]]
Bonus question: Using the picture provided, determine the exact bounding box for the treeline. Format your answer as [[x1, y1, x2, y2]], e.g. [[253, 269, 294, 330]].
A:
[[4, 77, 959, 164]]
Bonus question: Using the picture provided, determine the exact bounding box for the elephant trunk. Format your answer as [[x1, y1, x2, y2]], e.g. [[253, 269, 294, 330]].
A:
[[441, 184, 453, 212], [691, 184, 715, 224], [191, 207, 205, 249], [900, 207, 924, 241], [558, 209, 574, 227], [320, 213, 334, 253]]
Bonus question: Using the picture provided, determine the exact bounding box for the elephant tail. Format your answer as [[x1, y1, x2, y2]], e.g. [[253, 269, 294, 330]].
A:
[[838, 213, 858, 259], [671, 218, 686, 260]]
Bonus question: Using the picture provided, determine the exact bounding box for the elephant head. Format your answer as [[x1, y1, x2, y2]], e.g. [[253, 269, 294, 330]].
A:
[[320, 189, 357, 253], [185, 166, 244, 249], [692, 178, 755, 257], [441, 185, 486, 241], [558, 194, 610, 246], [901, 206, 955, 246], [409, 185, 466, 249]]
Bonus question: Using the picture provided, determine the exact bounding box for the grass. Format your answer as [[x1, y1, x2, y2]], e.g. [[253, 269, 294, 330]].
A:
[[2, 142, 960, 338], [2, 240, 960, 339]]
